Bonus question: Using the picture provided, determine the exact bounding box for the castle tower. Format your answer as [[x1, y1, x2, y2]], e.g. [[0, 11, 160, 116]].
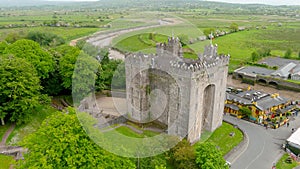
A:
[[125, 38, 229, 144], [156, 37, 183, 58]]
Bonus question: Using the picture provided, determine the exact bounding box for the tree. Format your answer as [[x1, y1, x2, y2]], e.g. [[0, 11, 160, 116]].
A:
[[27, 31, 65, 46], [168, 139, 198, 169], [4, 39, 55, 79], [284, 49, 292, 59], [18, 108, 135, 169], [4, 32, 25, 43], [178, 34, 189, 46], [72, 53, 101, 103], [0, 41, 8, 54], [298, 51, 300, 59], [58, 45, 81, 90], [195, 142, 228, 169], [230, 23, 239, 32], [133, 154, 167, 169], [240, 107, 252, 118], [203, 28, 215, 37], [251, 51, 259, 62], [0, 55, 42, 125]]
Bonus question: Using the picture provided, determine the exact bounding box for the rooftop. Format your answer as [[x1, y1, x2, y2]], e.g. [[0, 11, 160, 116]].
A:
[[259, 57, 300, 67], [234, 66, 274, 77], [226, 89, 289, 111], [271, 62, 297, 78]]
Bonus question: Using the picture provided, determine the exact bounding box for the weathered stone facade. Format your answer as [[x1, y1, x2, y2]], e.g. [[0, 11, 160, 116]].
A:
[[125, 37, 229, 143]]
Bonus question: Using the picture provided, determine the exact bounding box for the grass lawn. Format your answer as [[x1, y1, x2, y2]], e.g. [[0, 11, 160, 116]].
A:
[[196, 122, 243, 156], [0, 154, 14, 169], [115, 126, 159, 138], [276, 153, 299, 169], [6, 105, 58, 145], [286, 79, 300, 85]]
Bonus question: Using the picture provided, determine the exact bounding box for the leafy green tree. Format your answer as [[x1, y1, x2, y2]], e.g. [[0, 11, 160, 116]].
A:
[[58, 45, 81, 90], [251, 51, 259, 62], [169, 139, 198, 169], [284, 48, 292, 59], [0, 55, 42, 125], [203, 28, 215, 37], [78, 41, 101, 57], [4, 32, 25, 43], [298, 51, 300, 59], [178, 34, 189, 46], [18, 108, 135, 169], [195, 142, 228, 169], [0, 41, 8, 54], [230, 23, 239, 32], [27, 31, 65, 46], [4, 39, 54, 79], [257, 48, 271, 57], [240, 107, 252, 118], [133, 154, 167, 169], [72, 53, 100, 103]]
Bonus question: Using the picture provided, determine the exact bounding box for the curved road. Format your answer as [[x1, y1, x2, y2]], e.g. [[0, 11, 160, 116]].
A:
[[225, 115, 300, 169]]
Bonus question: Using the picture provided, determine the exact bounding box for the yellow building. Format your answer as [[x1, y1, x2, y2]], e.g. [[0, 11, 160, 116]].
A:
[[225, 89, 290, 123]]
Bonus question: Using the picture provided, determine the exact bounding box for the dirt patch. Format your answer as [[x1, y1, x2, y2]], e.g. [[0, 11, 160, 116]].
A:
[[95, 96, 127, 117]]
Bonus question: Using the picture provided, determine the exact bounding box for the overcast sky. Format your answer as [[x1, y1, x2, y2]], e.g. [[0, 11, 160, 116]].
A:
[[207, 0, 300, 5]]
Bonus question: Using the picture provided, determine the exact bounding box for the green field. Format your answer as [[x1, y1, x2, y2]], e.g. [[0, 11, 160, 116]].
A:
[[276, 153, 299, 169]]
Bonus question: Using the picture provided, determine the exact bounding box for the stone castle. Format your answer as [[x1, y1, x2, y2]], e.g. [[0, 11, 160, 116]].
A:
[[125, 37, 230, 143]]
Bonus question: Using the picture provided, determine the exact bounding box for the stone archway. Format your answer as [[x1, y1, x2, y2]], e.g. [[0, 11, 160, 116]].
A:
[[258, 79, 267, 84], [202, 84, 216, 131], [269, 81, 278, 87]]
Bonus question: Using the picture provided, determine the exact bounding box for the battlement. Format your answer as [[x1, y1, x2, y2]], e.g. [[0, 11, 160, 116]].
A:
[[156, 36, 183, 57], [125, 37, 229, 144], [126, 38, 229, 73]]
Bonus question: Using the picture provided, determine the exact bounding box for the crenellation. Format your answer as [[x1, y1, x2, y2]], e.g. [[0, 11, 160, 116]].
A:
[[125, 36, 229, 143]]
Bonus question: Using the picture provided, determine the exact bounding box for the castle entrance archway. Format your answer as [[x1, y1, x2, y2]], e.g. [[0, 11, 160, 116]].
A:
[[202, 84, 215, 131]]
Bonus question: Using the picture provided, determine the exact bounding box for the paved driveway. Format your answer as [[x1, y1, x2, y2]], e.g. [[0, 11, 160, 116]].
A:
[[224, 115, 300, 169]]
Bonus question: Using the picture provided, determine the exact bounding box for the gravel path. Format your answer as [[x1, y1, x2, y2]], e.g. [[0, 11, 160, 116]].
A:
[[0, 123, 15, 146]]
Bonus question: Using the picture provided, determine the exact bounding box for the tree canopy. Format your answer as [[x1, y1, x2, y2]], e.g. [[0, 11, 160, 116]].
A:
[[0, 55, 42, 124], [195, 142, 228, 169], [240, 106, 252, 118], [27, 31, 65, 46], [18, 108, 135, 169], [58, 45, 82, 90], [168, 139, 198, 169], [230, 22, 239, 32], [4, 39, 55, 79]]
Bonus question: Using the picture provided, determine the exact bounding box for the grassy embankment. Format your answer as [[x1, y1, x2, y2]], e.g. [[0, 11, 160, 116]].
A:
[[276, 153, 299, 169]]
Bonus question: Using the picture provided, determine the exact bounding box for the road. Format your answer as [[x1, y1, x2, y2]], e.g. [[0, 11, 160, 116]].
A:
[[70, 18, 181, 48], [224, 115, 300, 169]]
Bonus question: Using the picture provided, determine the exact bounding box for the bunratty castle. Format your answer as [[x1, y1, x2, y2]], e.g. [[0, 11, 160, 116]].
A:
[[125, 37, 230, 143]]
